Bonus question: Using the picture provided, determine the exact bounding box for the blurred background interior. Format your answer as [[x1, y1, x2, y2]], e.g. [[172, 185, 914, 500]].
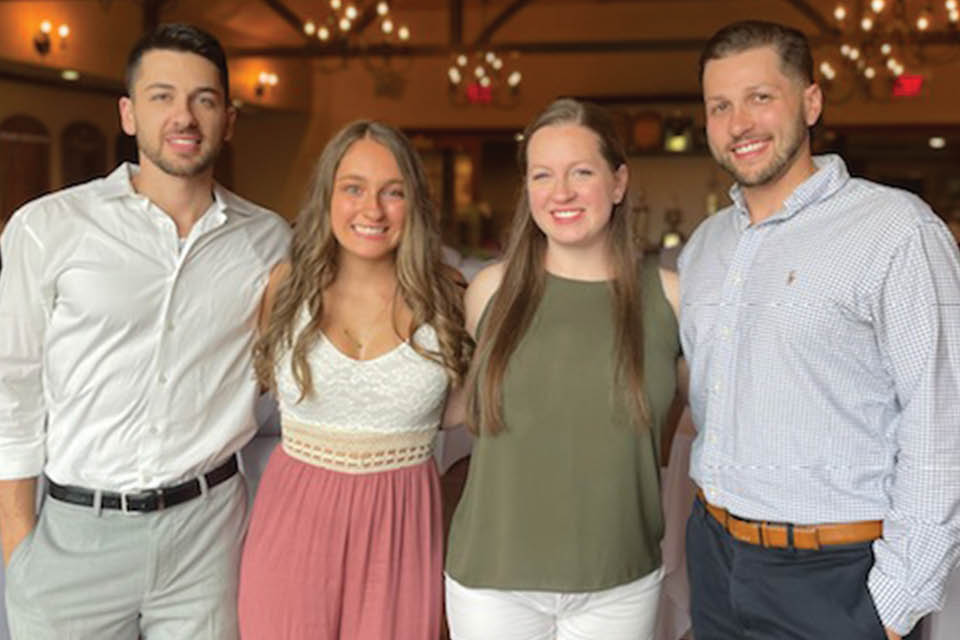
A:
[[1, 0, 959, 250]]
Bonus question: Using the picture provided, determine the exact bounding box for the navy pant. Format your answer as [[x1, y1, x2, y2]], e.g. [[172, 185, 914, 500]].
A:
[[685, 496, 888, 639]]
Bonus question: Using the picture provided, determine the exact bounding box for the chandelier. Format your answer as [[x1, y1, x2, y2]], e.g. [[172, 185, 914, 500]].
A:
[[301, 0, 410, 45], [817, 0, 960, 100], [446, 50, 522, 107]]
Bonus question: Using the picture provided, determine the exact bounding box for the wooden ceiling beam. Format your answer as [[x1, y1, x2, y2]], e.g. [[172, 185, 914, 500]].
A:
[[260, 0, 311, 41], [472, 0, 532, 47], [450, 0, 463, 47], [781, 0, 843, 36]]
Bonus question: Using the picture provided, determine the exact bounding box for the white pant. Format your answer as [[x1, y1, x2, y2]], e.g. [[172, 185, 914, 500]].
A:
[[445, 567, 664, 640]]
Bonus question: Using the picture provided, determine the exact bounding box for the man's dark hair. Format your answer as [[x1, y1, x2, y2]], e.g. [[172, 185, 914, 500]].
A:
[[699, 20, 814, 87], [125, 23, 229, 97]]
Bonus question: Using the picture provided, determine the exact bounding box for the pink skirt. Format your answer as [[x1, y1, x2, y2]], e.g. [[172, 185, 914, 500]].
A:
[[237, 445, 443, 640]]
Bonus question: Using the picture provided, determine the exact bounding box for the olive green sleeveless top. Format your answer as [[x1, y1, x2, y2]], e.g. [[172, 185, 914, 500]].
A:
[[446, 256, 680, 591]]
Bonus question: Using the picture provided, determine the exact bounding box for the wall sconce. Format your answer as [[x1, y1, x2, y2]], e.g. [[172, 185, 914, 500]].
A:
[[34, 20, 70, 56], [255, 71, 279, 97]]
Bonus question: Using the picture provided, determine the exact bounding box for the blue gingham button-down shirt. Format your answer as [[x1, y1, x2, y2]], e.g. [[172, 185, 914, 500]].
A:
[[678, 155, 960, 635]]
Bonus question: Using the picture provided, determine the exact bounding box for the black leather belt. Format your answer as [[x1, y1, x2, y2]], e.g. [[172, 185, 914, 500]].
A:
[[46, 455, 239, 513]]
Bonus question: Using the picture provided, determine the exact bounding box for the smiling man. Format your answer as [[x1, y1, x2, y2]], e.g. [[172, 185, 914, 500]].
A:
[[0, 24, 289, 639], [678, 20, 960, 640]]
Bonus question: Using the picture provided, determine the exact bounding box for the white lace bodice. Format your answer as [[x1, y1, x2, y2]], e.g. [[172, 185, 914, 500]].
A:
[[276, 322, 449, 436]]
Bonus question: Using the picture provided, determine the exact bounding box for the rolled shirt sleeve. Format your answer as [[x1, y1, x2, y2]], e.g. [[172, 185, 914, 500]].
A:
[[868, 220, 960, 634], [0, 209, 51, 479]]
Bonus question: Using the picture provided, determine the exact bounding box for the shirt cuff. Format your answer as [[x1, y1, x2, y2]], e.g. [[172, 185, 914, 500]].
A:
[[868, 565, 924, 636], [0, 444, 45, 481]]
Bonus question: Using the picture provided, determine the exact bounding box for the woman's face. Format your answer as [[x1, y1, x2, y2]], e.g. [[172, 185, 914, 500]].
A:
[[525, 123, 627, 253], [329, 137, 407, 262]]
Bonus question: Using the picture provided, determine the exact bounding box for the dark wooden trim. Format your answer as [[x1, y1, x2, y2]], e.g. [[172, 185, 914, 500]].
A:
[[450, 0, 463, 47], [473, 0, 532, 47], [260, 0, 312, 41], [781, 0, 843, 36]]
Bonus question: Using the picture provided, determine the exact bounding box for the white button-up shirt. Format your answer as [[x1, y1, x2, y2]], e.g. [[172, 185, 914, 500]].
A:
[[679, 155, 960, 634], [0, 163, 290, 492]]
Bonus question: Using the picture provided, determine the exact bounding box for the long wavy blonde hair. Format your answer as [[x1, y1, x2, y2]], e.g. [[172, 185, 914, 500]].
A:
[[254, 120, 473, 397], [466, 98, 649, 435]]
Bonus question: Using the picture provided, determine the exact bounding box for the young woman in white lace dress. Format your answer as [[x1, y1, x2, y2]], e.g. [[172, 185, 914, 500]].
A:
[[237, 121, 471, 639]]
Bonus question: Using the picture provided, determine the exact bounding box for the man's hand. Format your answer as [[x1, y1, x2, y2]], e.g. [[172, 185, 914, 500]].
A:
[[885, 628, 901, 640], [0, 477, 38, 567]]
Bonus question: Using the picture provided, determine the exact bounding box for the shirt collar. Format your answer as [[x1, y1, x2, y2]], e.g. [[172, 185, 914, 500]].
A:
[[728, 154, 851, 228], [96, 162, 251, 219]]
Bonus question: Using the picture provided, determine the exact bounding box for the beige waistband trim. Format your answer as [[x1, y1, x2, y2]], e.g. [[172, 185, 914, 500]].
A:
[[281, 418, 436, 474]]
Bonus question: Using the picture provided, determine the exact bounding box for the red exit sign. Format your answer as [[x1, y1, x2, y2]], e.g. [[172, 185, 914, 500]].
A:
[[893, 75, 924, 97]]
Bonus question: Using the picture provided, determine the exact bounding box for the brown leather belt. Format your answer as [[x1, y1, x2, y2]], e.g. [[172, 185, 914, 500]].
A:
[[697, 489, 882, 551]]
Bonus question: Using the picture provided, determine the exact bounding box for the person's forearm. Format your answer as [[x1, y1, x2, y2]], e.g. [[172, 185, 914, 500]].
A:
[[0, 477, 38, 566]]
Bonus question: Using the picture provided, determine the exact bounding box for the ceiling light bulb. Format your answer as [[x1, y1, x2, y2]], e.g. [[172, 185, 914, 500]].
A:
[[377, 1, 389, 15], [40, 20, 52, 33], [319, 26, 330, 40], [948, 0, 958, 9], [61, 69, 79, 81], [330, 0, 342, 9], [834, 5, 847, 20], [887, 57, 898, 70], [881, 42, 892, 55], [929, 136, 946, 149], [339, 17, 351, 31], [474, 65, 485, 78], [894, 64, 904, 76], [381, 19, 393, 33], [304, 21, 316, 35], [849, 47, 860, 60], [864, 66, 876, 79], [269, 73, 279, 86], [457, 54, 468, 67], [398, 25, 410, 40], [345, 5, 358, 20], [951, 8, 960, 21], [917, 15, 930, 30], [485, 52, 496, 63], [861, 16, 874, 30], [871, 0, 884, 12], [492, 58, 503, 70], [507, 71, 522, 87], [448, 67, 462, 84], [258, 71, 270, 84], [58, 24, 70, 38], [479, 75, 491, 87]]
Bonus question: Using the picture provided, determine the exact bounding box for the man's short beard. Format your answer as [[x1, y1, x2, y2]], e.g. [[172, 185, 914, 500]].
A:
[[137, 136, 221, 178], [713, 117, 809, 188]]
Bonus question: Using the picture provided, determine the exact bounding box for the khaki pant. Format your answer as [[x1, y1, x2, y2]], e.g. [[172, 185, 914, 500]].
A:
[[4, 474, 247, 640]]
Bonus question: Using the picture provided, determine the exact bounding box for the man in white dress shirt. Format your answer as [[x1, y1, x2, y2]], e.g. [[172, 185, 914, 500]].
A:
[[0, 24, 289, 639]]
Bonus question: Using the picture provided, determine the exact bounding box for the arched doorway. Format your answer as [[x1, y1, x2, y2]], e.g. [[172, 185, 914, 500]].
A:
[[1, 115, 50, 225], [61, 121, 107, 187]]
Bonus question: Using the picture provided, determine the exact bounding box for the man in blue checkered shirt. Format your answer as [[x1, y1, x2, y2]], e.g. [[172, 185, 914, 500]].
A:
[[679, 20, 960, 640]]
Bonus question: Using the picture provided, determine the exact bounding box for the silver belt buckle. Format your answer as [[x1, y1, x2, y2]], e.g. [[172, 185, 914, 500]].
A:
[[120, 489, 164, 515]]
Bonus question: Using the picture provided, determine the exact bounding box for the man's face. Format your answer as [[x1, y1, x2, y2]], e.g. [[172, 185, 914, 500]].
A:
[[119, 49, 234, 179], [703, 46, 821, 189]]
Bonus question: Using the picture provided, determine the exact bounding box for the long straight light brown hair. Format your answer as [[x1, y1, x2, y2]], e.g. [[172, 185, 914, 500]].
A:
[[466, 98, 649, 435], [254, 120, 472, 396]]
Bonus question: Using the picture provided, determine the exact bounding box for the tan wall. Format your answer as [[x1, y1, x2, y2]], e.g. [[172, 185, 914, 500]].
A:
[[0, 1, 140, 81]]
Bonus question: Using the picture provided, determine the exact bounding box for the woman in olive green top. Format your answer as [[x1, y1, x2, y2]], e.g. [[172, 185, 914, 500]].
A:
[[444, 98, 681, 640]]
